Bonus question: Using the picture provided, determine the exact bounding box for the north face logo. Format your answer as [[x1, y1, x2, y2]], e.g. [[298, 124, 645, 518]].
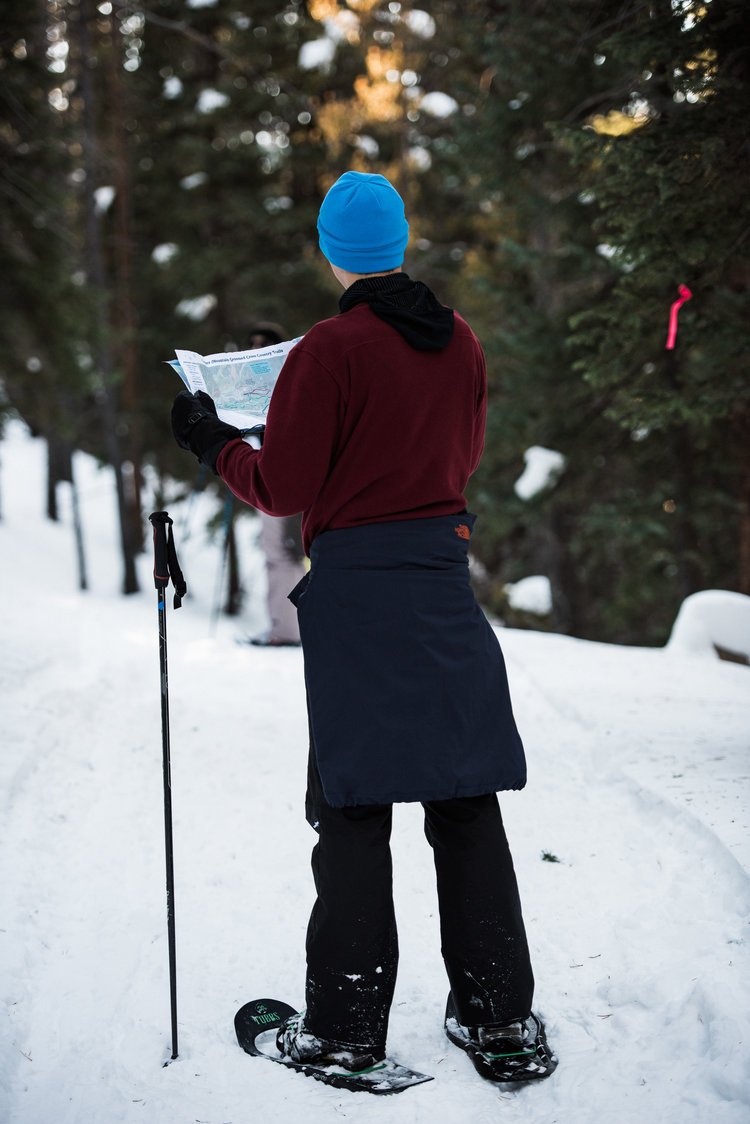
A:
[[454, 524, 471, 540]]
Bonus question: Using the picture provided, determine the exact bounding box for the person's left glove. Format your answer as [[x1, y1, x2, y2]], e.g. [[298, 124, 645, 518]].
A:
[[171, 390, 241, 472]]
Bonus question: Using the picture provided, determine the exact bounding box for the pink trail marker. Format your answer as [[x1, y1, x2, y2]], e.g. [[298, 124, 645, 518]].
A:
[[666, 284, 693, 349]]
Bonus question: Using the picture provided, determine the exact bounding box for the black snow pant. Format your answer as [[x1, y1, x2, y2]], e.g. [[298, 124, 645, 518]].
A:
[[304, 751, 535, 1054]]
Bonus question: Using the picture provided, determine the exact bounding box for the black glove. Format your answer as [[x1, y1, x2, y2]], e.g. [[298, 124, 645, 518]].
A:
[[171, 390, 241, 472]]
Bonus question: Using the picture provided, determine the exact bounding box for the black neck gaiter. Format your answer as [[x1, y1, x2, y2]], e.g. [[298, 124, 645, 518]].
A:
[[339, 273, 455, 351]]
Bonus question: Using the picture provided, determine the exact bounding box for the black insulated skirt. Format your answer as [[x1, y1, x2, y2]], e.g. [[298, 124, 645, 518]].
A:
[[289, 513, 526, 808]]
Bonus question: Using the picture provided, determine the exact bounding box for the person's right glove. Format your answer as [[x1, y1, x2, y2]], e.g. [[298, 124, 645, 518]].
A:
[[171, 390, 241, 472]]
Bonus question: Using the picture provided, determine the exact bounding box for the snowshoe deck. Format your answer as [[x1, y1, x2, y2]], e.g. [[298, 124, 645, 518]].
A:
[[235, 999, 433, 1095], [444, 993, 557, 1083]]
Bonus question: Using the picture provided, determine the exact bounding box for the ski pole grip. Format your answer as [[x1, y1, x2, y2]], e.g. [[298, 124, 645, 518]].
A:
[[149, 511, 187, 607], [149, 511, 172, 592]]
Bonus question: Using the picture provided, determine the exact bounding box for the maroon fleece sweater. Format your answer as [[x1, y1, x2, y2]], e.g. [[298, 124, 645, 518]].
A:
[[216, 302, 486, 555]]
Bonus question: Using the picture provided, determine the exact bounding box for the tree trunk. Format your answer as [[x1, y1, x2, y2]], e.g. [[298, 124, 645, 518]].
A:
[[664, 354, 703, 598], [70, 458, 89, 592], [669, 423, 704, 600], [76, 0, 139, 593], [46, 435, 72, 522], [543, 508, 575, 634], [108, 23, 144, 553], [734, 407, 750, 595], [224, 514, 243, 616]]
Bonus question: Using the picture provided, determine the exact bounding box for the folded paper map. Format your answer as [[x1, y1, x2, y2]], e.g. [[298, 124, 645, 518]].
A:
[[169, 337, 302, 429]]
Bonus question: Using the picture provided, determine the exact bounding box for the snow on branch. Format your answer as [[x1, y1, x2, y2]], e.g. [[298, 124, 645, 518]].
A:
[[514, 446, 566, 501]]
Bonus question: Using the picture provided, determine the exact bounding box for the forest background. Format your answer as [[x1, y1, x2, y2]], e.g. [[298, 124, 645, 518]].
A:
[[1, 0, 748, 645]]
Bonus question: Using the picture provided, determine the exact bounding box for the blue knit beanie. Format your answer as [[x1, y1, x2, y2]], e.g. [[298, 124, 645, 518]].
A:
[[317, 171, 409, 273]]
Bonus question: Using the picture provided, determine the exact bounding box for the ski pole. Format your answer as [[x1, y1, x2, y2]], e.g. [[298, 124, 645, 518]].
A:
[[148, 511, 187, 1063]]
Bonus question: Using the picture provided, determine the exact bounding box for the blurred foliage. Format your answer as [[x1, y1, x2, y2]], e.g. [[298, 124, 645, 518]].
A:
[[0, 0, 747, 639]]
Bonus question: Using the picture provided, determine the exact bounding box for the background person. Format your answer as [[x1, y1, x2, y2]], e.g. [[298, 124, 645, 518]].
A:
[[242, 322, 304, 647]]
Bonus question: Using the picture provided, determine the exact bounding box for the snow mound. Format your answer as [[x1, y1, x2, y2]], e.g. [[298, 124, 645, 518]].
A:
[[505, 575, 552, 615], [666, 589, 750, 661]]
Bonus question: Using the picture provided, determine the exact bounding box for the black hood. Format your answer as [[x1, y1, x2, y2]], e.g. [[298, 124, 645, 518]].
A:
[[339, 273, 455, 351]]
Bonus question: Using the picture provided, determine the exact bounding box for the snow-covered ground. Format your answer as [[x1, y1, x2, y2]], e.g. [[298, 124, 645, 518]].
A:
[[1, 422, 748, 1124]]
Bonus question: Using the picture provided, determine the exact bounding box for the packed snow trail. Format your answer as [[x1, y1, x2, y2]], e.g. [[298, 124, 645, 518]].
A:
[[1, 425, 748, 1124]]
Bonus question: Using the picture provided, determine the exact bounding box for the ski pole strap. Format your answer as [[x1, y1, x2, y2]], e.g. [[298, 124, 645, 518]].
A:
[[149, 511, 187, 608]]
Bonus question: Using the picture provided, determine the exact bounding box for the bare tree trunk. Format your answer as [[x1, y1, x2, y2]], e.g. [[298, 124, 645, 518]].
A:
[[70, 458, 89, 591], [543, 509, 575, 634], [734, 406, 750, 595], [664, 354, 703, 598], [46, 435, 72, 522], [47, 437, 60, 522], [76, 0, 139, 593], [224, 513, 243, 616], [108, 23, 144, 553]]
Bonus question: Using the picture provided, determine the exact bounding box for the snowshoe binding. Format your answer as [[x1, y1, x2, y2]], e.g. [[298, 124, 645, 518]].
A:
[[276, 1010, 383, 1073], [444, 993, 557, 1083]]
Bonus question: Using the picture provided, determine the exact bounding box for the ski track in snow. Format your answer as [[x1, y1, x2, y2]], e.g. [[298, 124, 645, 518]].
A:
[[1, 425, 748, 1124]]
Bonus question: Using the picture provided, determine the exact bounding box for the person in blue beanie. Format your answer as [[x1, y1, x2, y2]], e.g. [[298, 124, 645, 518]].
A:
[[317, 170, 410, 273], [172, 171, 557, 1084]]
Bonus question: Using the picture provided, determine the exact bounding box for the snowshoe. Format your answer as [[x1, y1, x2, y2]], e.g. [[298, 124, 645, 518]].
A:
[[235, 998, 433, 1095], [444, 993, 557, 1083], [276, 1010, 383, 1073]]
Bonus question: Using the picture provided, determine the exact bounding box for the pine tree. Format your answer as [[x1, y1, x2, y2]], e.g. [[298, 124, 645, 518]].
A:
[[417, 0, 658, 640], [0, 2, 87, 451], [388, 0, 749, 643], [566, 0, 750, 602]]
